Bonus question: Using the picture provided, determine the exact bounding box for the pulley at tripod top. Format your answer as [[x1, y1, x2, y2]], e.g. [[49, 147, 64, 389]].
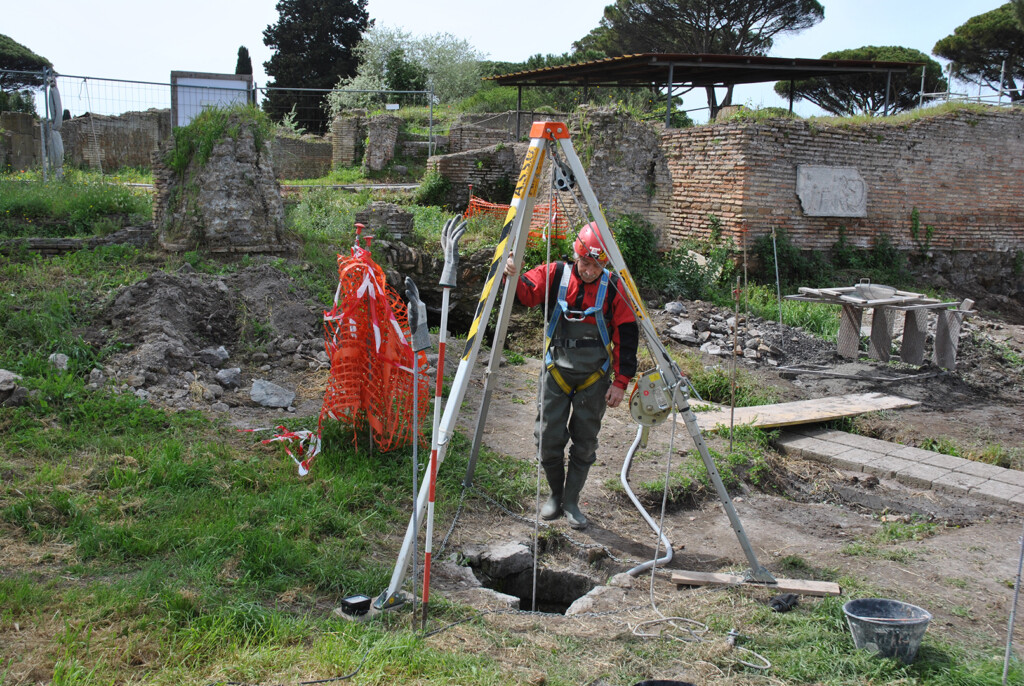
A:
[[553, 159, 576, 191], [629, 369, 673, 427]]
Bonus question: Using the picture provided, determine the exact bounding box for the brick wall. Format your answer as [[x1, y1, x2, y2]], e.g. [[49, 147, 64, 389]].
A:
[[61, 109, 171, 171], [426, 143, 518, 208], [331, 112, 364, 167], [657, 121, 749, 245], [0, 112, 41, 172], [447, 122, 513, 153], [272, 136, 331, 179], [658, 107, 1024, 255]]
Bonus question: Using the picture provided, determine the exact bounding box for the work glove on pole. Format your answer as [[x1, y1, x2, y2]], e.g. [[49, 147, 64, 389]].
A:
[[405, 277, 431, 353], [439, 214, 467, 289]]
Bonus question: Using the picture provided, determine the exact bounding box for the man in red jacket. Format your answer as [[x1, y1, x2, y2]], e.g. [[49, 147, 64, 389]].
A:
[[504, 223, 638, 529]]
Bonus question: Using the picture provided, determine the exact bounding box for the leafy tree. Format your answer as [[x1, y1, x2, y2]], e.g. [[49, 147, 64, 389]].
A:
[[933, 3, 1024, 102], [573, 0, 825, 117], [1014, 0, 1024, 28], [0, 89, 36, 115], [262, 0, 371, 131], [328, 26, 481, 111], [235, 46, 253, 75], [416, 33, 484, 103], [0, 33, 51, 90], [774, 46, 946, 116]]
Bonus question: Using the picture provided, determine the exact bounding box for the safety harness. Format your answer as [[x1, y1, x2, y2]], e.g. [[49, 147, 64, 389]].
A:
[[543, 262, 614, 395]]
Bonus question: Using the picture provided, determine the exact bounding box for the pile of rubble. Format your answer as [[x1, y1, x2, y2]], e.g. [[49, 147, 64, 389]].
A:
[[659, 300, 835, 367], [92, 263, 325, 413], [0, 369, 29, 407]]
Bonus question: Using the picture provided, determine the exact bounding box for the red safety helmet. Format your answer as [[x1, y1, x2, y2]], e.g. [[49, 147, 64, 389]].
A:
[[573, 222, 609, 265]]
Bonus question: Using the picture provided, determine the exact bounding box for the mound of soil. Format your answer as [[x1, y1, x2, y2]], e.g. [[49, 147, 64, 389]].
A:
[[94, 262, 324, 413]]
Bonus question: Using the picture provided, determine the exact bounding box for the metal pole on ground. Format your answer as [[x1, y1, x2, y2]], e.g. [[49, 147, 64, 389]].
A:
[[1004, 518, 1024, 685], [729, 276, 740, 454], [772, 227, 783, 332], [421, 215, 465, 630], [405, 277, 433, 628], [409, 343, 420, 628]]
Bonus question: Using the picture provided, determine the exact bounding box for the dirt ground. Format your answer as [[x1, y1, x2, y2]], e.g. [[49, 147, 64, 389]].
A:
[[438, 327, 1024, 660], [86, 260, 1024, 674], [403, 298, 1023, 673]]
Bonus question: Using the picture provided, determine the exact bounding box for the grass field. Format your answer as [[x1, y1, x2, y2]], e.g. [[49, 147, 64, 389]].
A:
[[0, 176, 1019, 685]]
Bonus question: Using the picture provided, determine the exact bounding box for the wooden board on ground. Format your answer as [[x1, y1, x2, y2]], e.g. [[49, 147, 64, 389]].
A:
[[686, 392, 919, 431], [671, 571, 842, 596]]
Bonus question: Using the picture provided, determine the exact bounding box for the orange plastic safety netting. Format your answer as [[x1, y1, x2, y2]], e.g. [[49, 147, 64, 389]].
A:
[[463, 191, 570, 241], [319, 242, 430, 455], [262, 240, 429, 476]]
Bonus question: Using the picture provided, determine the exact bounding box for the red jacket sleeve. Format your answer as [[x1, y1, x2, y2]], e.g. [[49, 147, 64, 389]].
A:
[[514, 263, 560, 307], [607, 276, 638, 389]]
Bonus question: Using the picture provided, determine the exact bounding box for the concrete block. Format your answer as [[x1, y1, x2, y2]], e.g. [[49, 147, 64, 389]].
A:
[[813, 430, 894, 453], [968, 479, 1024, 505], [890, 445, 937, 462], [479, 542, 532, 578], [894, 463, 950, 489], [932, 471, 988, 495], [465, 587, 520, 610], [953, 460, 1006, 479], [789, 426, 829, 439], [863, 456, 917, 478], [992, 470, 1024, 488], [827, 448, 884, 470], [920, 452, 969, 470], [808, 440, 858, 459], [565, 585, 628, 616], [774, 435, 825, 458], [830, 448, 887, 471]]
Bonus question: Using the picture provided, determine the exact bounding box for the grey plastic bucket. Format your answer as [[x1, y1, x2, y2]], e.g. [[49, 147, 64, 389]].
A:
[[843, 598, 932, 663]]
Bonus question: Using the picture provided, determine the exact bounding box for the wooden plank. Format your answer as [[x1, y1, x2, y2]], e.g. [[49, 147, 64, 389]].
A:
[[687, 392, 919, 430], [671, 570, 841, 596], [819, 287, 854, 296]]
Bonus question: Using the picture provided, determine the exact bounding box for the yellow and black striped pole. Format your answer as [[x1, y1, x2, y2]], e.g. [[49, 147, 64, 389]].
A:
[[377, 123, 558, 611]]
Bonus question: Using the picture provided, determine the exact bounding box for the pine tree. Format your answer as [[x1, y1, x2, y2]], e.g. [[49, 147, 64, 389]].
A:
[[235, 46, 253, 76]]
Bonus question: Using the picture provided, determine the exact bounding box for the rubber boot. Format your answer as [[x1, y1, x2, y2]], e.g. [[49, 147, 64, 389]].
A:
[[562, 462, 591, 529], [540, 463, 564, 520]]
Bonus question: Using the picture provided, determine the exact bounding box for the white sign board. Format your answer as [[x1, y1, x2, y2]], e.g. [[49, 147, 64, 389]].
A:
[[796, 165, 868, 217], [171, 71, 253, 127]]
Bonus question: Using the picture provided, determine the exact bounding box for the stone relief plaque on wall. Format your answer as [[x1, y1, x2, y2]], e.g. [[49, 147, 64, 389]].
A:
[[796, 165, 867, 217]]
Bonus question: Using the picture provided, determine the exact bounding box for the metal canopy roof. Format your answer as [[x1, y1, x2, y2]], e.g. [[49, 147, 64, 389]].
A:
[[486, 53, 922, 89]]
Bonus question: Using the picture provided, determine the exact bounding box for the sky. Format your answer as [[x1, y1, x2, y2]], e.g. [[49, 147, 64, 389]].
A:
[[2, 0, 1005, 120]]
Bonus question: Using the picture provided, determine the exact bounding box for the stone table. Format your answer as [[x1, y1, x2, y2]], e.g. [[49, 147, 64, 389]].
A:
[[785, 286, 973, 369]]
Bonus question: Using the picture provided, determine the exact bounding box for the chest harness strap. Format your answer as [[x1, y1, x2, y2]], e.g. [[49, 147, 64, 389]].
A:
[[543, 263, 613, 396]]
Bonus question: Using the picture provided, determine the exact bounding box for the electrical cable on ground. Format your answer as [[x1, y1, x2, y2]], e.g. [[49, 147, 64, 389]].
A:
[[1004, 517, 1024, 686], [628, 377, 772, 673]]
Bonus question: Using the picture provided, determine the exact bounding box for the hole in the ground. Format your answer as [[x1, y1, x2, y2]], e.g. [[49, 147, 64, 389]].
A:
[[483, 567, 597, 615]]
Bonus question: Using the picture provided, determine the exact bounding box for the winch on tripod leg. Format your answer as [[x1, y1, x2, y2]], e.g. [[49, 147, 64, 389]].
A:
[[628, 369, 675, 448]]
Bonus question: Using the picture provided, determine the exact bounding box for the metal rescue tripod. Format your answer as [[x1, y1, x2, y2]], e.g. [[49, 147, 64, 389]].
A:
[[376, 122, 774, 611]]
